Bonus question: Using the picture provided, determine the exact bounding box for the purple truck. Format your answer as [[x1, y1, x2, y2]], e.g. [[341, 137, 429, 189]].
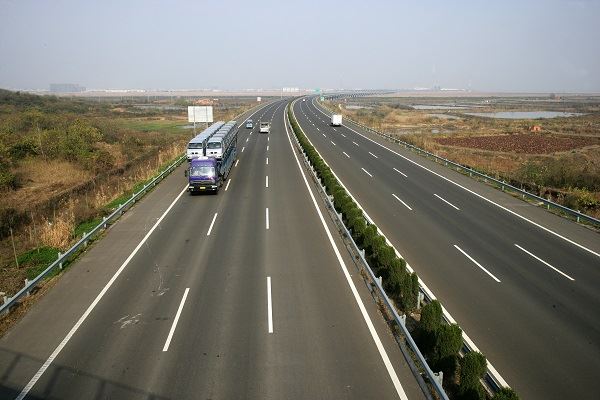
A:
[[185, 157, 221, 194]]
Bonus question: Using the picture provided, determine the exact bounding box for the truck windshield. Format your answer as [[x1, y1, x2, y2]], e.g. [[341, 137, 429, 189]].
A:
[[190, 166, 215, 177], [207, 142, 221, 149], [188, 143, 203, 149]]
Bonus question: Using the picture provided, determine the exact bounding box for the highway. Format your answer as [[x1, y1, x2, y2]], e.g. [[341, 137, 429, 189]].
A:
[[0, 100, 426, 399], [293, 97, 600, 400]]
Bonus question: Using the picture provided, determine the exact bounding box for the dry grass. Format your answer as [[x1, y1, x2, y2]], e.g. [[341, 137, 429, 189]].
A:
[[38, 202, 76, 249]]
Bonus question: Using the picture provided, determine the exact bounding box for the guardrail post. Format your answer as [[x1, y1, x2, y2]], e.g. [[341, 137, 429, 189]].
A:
[[103, 216, 107, 229], [119, 204, 123, 215], [58, 252, 63, 270], [577, 215, 580, 223], [83, 232, 88, 247], [24, 279, 30, 296], [399, 314, 406, 326], [433, 371, 444, 387], [1, 293, 8, 315], [376, 276, 382, 287]]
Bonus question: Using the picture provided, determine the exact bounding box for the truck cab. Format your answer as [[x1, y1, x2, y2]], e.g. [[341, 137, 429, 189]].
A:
[[186, 157, 220, 193], [259, 121, 270, 133]]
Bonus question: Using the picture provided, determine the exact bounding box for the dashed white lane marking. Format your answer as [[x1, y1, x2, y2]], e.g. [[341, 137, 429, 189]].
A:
[[265, 207, 270, 230], [393, 167, 407, 177], [369, 151, 378, 159], [207, 213, 218, 236], [267, 276, 273, 333], [434, 193, 460, 210], [454, 245, 501, 283], [353, 141, 359, 146], [392, 194, 413, 211], [361, 168, 373, 177], [162, 288, 190, 351], [235, 159, 239, 167], [514, 244, 575, 281], [225, 179, 231, 191], [343, 152, 350, 158]]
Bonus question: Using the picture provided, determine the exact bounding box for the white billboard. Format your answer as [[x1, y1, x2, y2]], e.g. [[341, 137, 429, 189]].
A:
[[187, 106, 213, 123], [257, 96, 262, 102]]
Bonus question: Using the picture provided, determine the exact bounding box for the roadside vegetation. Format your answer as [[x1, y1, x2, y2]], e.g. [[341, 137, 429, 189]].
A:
[[0, 89, 255, 306], [326, 95, 600, 219], [288, 105, 518, 400]]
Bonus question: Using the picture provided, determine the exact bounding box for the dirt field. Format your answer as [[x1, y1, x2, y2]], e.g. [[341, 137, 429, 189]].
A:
[[434, 134, 600, 154]]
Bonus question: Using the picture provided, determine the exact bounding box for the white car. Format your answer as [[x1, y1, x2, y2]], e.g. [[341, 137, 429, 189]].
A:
[[259, 122, 270, 133]]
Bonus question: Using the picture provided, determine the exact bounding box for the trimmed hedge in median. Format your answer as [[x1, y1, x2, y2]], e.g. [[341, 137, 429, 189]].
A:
[[287, 104, 518, 400]]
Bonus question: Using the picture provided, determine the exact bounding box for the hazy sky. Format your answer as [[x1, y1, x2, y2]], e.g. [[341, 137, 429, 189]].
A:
[[1, 0, 599, 92]]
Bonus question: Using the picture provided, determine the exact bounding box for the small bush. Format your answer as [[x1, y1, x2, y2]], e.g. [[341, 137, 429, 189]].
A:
[[399, 272, 419, 311], [421, 300, 443, 333], [459, 352, 487, 397], [493, 388, 519, 400]]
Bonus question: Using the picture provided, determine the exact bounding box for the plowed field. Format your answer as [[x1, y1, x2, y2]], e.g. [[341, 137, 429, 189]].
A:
[[434, 134, 598, 154]]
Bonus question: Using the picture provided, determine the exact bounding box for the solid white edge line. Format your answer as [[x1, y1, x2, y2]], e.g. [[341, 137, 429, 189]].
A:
[[343, 152, 350, 158], [266, 207, 270, 230], [300, 98, 510, 388], [369, 151, 379, 159], [311, 98, 600, 259], [225, 179, 231, 191], [434, 193, 460, 210], [392, 194, 413, 211], [393, 167, 408, 178], [267, 276, 273, 333], [454, 245, 501, 283], [361, 167, 373, 177], [207, 212, 218, 236], [285, 104, 408, 400], [514, 244, 575, 281], [15, 185, 189, 400], [162, 287, 190, 351]]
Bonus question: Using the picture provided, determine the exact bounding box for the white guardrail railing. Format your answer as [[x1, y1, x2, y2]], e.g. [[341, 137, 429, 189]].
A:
[[319, 94, 600, 229], [1, 101, 273, 316]]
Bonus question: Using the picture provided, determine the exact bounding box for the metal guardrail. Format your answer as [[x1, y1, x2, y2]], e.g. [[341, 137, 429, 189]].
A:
[[286, 102, 448, 400], [318, 95, 600, 229], [0, 155, 187, 315], [293, 98, 511, 394]]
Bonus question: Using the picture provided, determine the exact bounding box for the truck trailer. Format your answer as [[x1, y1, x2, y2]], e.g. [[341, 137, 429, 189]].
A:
[[331, 114, 342, 126]]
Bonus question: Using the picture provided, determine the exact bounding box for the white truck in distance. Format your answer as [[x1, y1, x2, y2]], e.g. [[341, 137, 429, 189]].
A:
[[331, 114, 342, 126]]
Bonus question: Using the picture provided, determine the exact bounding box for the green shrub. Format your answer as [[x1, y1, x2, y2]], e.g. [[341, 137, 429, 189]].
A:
[[459, 352, 487, 397], [421, 300, 443, 333], [383, 258, 404, 296], [400, 272, 419, 311], [430, 323, 463, 377], [493, 388, 519, 400]]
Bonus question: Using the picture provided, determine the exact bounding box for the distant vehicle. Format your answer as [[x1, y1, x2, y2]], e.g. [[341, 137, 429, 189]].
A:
[[331, 114, 342, 126], [302, 98, 306, 102], [259, 121, 270, 133], [246, 119, 253, 129]]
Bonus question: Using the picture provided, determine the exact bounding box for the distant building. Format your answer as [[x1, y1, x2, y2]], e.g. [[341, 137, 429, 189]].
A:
[[49, 83, 85, 93]]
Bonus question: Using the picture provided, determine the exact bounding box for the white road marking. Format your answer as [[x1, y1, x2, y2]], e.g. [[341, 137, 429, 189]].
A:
[[393, 167, 407, 177], [267, 136, 269, 142], [316, 127, 320, 131], [266, 175, 269, 188], [242, 146, 245, 153], [514, 244, 575, 281], [162, 288, 190, 352], [246, 137, 249, 143], [266, 157, 269, 165], [267, 276, 273, 333], [454, 245, 501, 283], [225, 179, 231, 191], [311, 102, 600, 260], [284, 110, 408, 400], [353, 141, 359, 146], [331, 141, 336, 146], [322, 133, 326, 137], [207, 213, 218, 236], [265, 207, 270, 230], [341, 133, 346, 137], [392, 194, 413, 211], [361, 168, 373, 177], [369, 151, 378, 159], [305, 98, 510, 388], [434, 194, 460, 210], [267, 145, 269, 151], [343, 152, 350, 158], [15, 185, 189, 400], [333, 128, 337, 131], [235, 159, 239, 167]]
